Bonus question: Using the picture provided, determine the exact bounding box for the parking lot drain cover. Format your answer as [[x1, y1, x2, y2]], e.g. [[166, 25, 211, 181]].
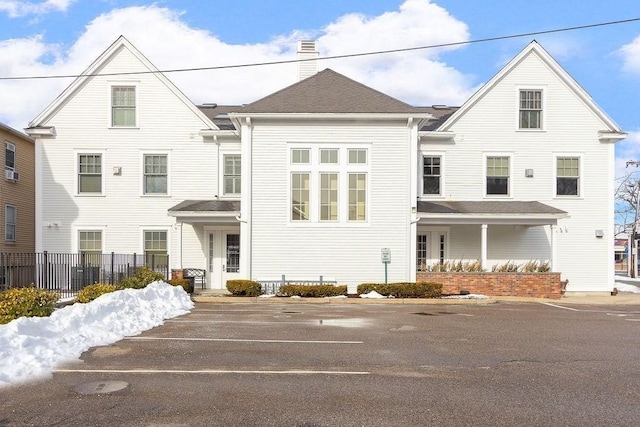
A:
[[73, 380, 129, 395]]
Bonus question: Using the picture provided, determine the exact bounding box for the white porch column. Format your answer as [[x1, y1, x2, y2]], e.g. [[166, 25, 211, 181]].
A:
[[550, 224, 556, 271], [480, 224, 488, 269]]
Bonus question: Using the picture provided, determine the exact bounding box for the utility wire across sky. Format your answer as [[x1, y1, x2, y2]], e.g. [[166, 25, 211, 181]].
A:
[[1, 16, 639, 81]]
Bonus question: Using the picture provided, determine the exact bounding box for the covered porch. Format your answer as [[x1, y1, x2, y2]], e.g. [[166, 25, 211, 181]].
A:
[[415, 200, 568, 298]]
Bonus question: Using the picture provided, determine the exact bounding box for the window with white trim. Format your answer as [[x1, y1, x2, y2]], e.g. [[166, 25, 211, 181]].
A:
[[320, 172, 338, 221], [5, 205, 15, 242], [556, 157, 579, 196], [143, 154, 168, 195], [79, 230, 102, 264], [519, 89, 542, 129], [112, 86, 136, 127], [291, 148, 310, 164], [320, 149, 338, 164], [348, 173, 367, 221], [78, 154, 102, 194], [5, 142, 15, 171], [223, 154, 241, 195], [348, 149, 367, 164], [291, 172, 310, 221], [486, 156, 509, 196], [423, 155, 441, 195], [144, 230, 168, 267]]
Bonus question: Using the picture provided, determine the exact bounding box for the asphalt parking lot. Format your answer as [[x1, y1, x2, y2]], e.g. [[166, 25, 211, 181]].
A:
[[2, 299, 640, 426]]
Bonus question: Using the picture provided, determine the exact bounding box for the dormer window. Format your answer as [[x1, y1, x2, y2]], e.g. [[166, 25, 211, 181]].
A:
[[111, 86, 136, 127], [519, 89, 542, 129]]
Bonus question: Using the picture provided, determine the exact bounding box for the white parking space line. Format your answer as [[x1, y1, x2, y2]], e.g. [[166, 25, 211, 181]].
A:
[[125, 337, 363, 344], [540, 302, 580, 311], [54, 369, 370, 375], [168, 320, 310, 325]]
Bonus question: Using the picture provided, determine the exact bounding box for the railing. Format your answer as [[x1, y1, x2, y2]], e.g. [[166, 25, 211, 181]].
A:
[[0, 252, 170, 299], [258, 275, 337, 295]]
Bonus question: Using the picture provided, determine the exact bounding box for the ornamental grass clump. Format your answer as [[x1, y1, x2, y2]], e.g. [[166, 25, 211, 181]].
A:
[[226, 279, 262, 296], [74, 283, 119, 303], [0, 286, 59, 324]]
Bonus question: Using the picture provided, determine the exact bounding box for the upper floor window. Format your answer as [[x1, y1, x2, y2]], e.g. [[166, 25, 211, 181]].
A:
[[519, 90, 542, 129], [5, 205, 15, 242], [144, 230, 168, 267], [486, 156, 509, 196], [112, 86, 136, 127], [291, 172, 310, 221], [348, 173, 367, 221], [423, 156, 441, 195], [223, 154, 241, 195], [79, 230, 102, 264], [348, 149, 367, 165], [143, 154, 168, 195], [78, 154, 102, 194], [320, 149, 338, 164], [320, 172, 338, 221], [556, 157, 579, 196], [5, 142, 15, 171], [291, 148, 310, 164]]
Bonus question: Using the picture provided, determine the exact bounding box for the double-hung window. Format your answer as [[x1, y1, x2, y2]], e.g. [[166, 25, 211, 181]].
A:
[[347, 149, 367, 222], [143, 154, 168, 195], [486, 156, 510, 196], [79, 231, 102, 265], [5, 142, 15, 172], [423, 156, 441, 195], [291, 172, 310, 221], [223, 154, 241, 196], [5, 205, 15, 242], [556, 157, 579, 196], [112, 86, 136, 127], [519, 89, 542, 129], [144, 230, 168, 267], [78, 154, 102, 194]]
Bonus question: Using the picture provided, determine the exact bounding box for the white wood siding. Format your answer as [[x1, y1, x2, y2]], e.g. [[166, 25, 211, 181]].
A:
[[422, 51, 614, 292], [250, 120, 412, 287]]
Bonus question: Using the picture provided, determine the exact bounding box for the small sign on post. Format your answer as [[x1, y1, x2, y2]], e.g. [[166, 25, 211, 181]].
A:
[[381, 248, 391, 283]]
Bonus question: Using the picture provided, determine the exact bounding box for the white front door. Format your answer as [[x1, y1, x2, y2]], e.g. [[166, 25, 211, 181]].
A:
[[222, 231, 241, 284]]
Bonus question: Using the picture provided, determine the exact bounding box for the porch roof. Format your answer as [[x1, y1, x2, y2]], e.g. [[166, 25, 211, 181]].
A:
[[417, 200, 568, 225], [168, 200, 240, 223]]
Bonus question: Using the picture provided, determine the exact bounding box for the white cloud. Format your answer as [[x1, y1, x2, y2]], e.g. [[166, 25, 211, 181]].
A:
[[0, 0, 478, 130], [0, 0, 75, 17], [618, 35, 640, 74]]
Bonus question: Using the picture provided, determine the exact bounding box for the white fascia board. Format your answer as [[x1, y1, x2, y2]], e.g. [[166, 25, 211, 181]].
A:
[[199, 129, 239, 138], [598, 130, 628, 143], [417, 213, 568, 226], [228, 112, 434, 122], [168, 211, 239, 218], [25, 126, 56, 137], [419, 131, 455, 140]]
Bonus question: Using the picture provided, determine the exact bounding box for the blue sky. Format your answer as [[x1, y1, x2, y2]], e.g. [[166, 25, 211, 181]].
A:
[[1, 0, 640, 179]]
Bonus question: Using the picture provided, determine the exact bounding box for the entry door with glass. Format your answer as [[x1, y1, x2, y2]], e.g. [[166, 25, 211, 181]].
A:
[[222, 232, 240, 283]]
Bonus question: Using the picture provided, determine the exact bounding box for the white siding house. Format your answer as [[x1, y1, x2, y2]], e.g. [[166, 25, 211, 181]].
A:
[[26, 37, 625, 295]]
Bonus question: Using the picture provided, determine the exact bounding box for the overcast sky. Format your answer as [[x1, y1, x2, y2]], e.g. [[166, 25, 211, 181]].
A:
[[0, 0, 639, 177]]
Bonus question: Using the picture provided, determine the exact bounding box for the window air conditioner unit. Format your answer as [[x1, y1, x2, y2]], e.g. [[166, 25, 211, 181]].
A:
[[4, 170, 18, 181]]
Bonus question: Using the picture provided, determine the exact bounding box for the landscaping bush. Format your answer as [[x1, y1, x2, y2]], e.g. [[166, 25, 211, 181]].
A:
[[0, 286, 59, 324], [118, 266, 165, 289], [168, 278, 192, 293], [279, 284, 347, 298], [424, 260, 484, 272], [357, 282, 442, 298], [74, 283, 119, 304], [226, 279, 262, 296]]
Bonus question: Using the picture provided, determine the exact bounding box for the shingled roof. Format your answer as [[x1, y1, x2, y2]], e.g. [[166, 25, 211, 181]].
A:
[[236, 69, 425, 114], [418, 201, 566, 216]]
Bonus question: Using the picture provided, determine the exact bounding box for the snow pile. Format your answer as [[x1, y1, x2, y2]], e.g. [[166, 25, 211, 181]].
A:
[[0, 281, 193, 388], [616, 283, 640, 294], [359, 290, 386, 299]]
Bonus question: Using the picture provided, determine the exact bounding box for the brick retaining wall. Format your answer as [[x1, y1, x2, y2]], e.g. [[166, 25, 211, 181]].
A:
[[416, 272, 563, 299]]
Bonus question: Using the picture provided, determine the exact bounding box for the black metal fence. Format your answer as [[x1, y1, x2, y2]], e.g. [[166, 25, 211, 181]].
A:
[[0, 252, 170, 299]]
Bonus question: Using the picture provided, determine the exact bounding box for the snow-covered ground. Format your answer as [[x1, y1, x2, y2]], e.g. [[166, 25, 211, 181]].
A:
[[0, 281, 193, 388], [1, 279, 638, 388]]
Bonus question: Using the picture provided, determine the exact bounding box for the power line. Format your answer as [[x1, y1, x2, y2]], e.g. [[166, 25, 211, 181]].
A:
[[1, 16, 639, 81]]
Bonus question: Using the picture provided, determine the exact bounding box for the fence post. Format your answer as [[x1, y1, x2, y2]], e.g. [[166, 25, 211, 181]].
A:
[[43, 251, 48, 290], [281, 274, 286, 287], [320, 275, 323, 285], [133, 253, 137, 272], [110, 252, 115, 285]]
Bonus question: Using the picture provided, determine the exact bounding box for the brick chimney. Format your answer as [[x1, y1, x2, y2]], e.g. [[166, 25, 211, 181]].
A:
[[297, 40, 318, 81]]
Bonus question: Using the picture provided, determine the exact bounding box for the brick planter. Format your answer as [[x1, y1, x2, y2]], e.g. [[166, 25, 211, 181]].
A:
[[416, 272, 563, 299]]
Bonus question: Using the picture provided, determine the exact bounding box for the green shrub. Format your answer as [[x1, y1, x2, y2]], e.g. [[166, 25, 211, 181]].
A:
[[74, 283, 119, 304], [226, 279, 262, 296], [357, 282, 442, 298], [118, 266, 165, 289], [168, 278, 192, 293], [279, 284, 347, 297], [0, 286, 59, 324]]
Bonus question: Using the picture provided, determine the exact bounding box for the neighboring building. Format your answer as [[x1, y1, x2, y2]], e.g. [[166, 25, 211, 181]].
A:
[[0, 123, 35, 253], [26, 36, 626, 295]]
